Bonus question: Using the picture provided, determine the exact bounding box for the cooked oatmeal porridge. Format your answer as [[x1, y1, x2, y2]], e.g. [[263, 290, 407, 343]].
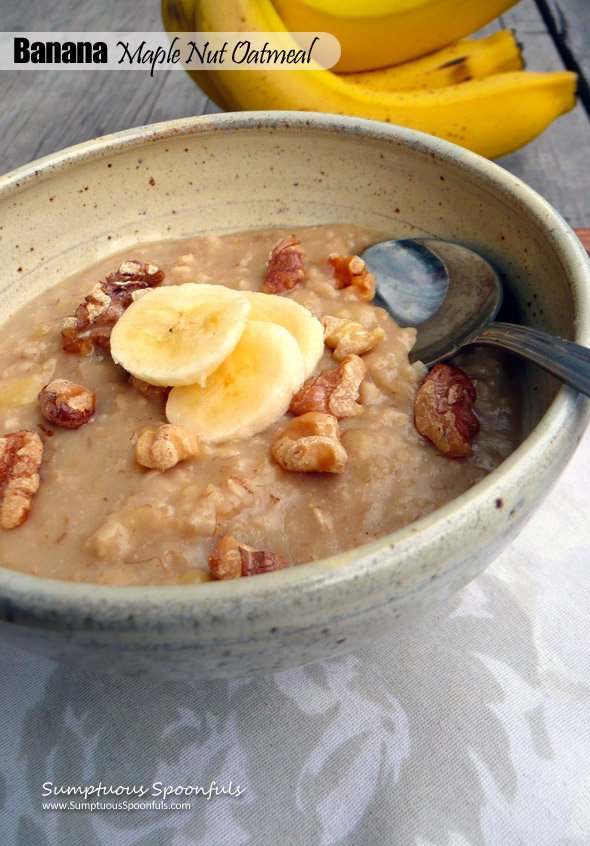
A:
[[0, 225, 521, 585]]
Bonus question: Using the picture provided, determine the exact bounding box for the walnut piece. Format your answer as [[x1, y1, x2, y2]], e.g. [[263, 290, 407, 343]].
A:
[[38, 379, 96, 429], [209, 535, 290, 580], [261, 235, 305, 294], [129, 375, 171, 403], [328, 254, 375, 301], [271, 411, 347, 474], [289, 354, 366, 418], [61, 260, 164, 355], [414, 363, 480, 458], [322, 315, 385, 361], [135, 424, 200, 470], [0, 430, 43, 529]]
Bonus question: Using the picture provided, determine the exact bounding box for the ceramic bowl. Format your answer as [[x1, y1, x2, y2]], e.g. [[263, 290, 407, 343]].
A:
[[0, 113, 589, 679]]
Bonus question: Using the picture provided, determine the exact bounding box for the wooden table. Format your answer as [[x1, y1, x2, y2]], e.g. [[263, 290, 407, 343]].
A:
[[1, 0, 590, 233]]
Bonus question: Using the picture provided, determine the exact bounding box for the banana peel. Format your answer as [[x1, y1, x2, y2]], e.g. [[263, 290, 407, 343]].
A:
[[342, 30, 524, 91], [272, 0, 523, 72]]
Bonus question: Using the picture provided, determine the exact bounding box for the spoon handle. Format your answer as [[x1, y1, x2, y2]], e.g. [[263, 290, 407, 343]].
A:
[[468, 322, 590, 398]]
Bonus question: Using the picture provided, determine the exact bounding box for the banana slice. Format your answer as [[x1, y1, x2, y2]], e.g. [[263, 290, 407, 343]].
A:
[[110, 283, 250, 387], [245, 291, 324, 378], [166, 321, 305, 442]]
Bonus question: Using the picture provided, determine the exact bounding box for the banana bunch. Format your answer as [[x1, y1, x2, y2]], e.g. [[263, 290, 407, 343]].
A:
[[162, 0, 577, 159], [110, 284, 324, 442]]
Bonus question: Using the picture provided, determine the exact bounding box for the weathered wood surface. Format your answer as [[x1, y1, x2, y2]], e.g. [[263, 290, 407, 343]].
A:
[[535, 0, 590, 110], [495, 1, 590, 226], [0, 0, 209, 177], [0, 0, 589, 227]]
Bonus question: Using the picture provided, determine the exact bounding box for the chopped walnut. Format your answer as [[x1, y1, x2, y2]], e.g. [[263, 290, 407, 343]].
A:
[[271, 411, 347, 474], [282, 411, 341, 441], [261, 235, 305, 294], [209, 535, 290, 580], [38, 379, 96, 429], [414, 363, 480, 458], [322, 315, 385, 361], [328, 254, 375, 301], [135, 424, 200, 470], [289, 354, 366, 418], [129, 375, 171, 403], [60, 260, 164, 355], [0, 430, 43, 529]]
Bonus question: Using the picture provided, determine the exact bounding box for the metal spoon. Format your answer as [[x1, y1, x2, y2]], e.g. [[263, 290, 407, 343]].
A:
[[361, 237, 590, 397]]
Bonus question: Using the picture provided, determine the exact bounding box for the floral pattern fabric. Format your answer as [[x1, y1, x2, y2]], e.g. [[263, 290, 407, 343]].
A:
[[0, 431, 589, 846]]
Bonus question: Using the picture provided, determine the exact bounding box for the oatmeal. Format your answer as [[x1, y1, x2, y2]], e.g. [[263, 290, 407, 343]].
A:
[[0, 225, 521, 585]]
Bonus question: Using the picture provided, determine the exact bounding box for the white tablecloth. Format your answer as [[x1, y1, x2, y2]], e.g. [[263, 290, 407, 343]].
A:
[[1, 427, 589, 846]]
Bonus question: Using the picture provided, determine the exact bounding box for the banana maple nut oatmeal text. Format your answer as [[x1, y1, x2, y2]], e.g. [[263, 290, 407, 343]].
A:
[[0, 225, 521, 585]]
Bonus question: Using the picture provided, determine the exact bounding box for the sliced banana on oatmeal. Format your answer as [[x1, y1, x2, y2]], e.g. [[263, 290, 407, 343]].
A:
[[244, 292, 324, 378], [166, 321, 306, 442], [110, 283, 251, 387]]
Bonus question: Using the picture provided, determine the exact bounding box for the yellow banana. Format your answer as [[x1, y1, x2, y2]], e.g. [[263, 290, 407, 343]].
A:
[[161, 0, 228, 108], [272, 0, 522, 72], [342, 31, 523, 92], [195, 0, 576, 160]]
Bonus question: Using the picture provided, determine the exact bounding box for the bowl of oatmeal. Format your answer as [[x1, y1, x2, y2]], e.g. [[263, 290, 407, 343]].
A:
[[0, 113, 588, 678]]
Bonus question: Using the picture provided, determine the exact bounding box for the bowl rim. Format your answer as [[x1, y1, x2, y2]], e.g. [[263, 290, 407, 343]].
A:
[[1, 110, 589, 631]]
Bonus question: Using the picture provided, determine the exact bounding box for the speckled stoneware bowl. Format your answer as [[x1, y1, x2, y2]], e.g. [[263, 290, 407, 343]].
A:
[[1, 113, 589, 679]]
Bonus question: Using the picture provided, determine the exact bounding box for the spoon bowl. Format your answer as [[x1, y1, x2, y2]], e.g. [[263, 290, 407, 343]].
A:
[[362, 237, 590, 396]]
